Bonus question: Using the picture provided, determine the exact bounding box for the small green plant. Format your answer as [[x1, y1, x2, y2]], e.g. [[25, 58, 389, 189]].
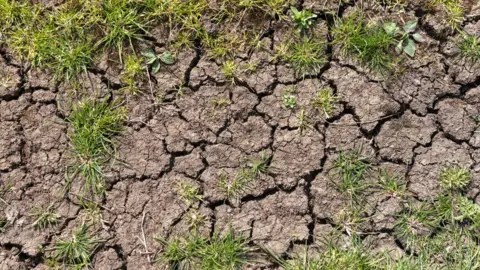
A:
[[290, 6, 317, 31], [177, 182, 203, 205], [439, 166, 471, 192], [65, 99, 128, 197], [332, 13, 397, 72], [394, 202, 436, 251], [331, 148, 371, 202], [311, 88, 340, 118], [121, 53, 144, 95], [458, 34, 480, 62], [217, 170, 251, 200], [142, 48, 175, 74], [211, 98, 231, 109], [375, 169, 407, 198], [265, 245, 321, 270], [51, 38, 94, 82], [282, 88, 297, 109], [221, 59, 238, 84], [383, 20, 425, 57], [185, 210, 206, 231], [430, 0, 464, 30], [29, 205, 61, 229], [246, 151, 271, 177], [297, 109, 313, 134], [51, 224, 99, 268], [154, 230, 256, 270], [282, 37, 327, 77]]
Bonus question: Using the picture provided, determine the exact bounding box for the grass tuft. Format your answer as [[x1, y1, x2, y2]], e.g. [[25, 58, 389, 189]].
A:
[[458, 34, 480, 62], [51, 224, 99, 268], [439, 166, 471, 192], [282, 37, 327, 78], [66, 99, 127, 197], [154, 230, 256, 270], [311, 88, 340, 118], [29, 205, 61, 230]]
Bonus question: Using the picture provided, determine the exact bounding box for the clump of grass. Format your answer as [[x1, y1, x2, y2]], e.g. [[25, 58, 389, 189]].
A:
[[222, 59, 238, 84], [97, 0, 149, 60], [51, 224, 99, 268], [331, 12, 397, 72], [282, 87, 297, 109], [50, 38, 94, 83], [311, 88, 340, 118], [429, 0, 464, 30], [154, 230, 256, 270], [121, 53, 144, 95], [217, 151, 272, 200], [185, 210, 206, 231], [29, 205, 61, 229], [65, 99, 128, 197], [177, 182, 203, 205], [439, 166, 471, 192], [331, 148, 372, 202], [297, 109, 313, 134], [374, 168, 407, 198], [282, 37, 327, 77], [458, 34, 480, 62], [394, 202, 436, 251]]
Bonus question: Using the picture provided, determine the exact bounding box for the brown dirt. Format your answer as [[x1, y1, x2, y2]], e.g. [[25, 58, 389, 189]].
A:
[[1, 1, 480, 269]]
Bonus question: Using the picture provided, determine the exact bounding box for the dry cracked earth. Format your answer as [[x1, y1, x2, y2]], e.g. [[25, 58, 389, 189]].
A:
[[1, 1, 480, 269]]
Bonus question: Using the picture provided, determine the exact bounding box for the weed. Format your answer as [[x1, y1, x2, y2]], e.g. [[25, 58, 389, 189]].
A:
[[246, 151, 271, 177], [65, 99, 128, 197], [97, 0, 148, 61], [458, 34, 480, 62], [290, 6, 317, 31], [78, 197, 103, 225], [439, 166, 471, 192], [375, 168, 407, 198], [51, 38, 94, 82], [318, 243, 380, 269], [282, 87, 297, 109], [283, 37, 327, 77], [311, 88, 340, 118], [177, 182, 203, 206], [51, 224, 98, 268], [222, 59, 238, 84], [394, 202, 436, 251], [211, 98, 231, 109], [185, 210, 206, 231], [430, 0, 464, 30], [297, 109, 313, 134], [121, 53, 144, 95], [332, 13, 397, 72], [336, 206, 366, 237], [331, 148, 371, 202], [265, 245, 321, 270], [217, 170, 251, 200], [142, 48, 175, 74], [154, 230, 255, 270], [29, 205, 61, 229], [383, 20, 425, 57]]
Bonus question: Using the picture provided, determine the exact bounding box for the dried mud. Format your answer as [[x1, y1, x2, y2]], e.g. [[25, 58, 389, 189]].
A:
[[1, 1, 480, 269]]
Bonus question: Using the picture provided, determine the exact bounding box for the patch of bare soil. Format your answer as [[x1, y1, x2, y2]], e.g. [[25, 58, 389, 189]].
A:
[[1, 1, 480, 269]]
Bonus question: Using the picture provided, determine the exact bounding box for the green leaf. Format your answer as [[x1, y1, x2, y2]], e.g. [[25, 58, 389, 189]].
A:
[[159, 51, 175, 65], [383, 22, 398, 35], [395, 41, 403, 54], [403, 38, 416, 57], [290, 6, 300, 16], [152, 60, 161, 73], [403, 20, 417, 33], [141, 48, 156, 59], [146, 57, 157, 65], [412, 33, 425, 43]]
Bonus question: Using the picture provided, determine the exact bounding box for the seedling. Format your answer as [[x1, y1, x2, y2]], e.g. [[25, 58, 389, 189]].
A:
[[217, 170, 252, 200], [29, 205, 61, 229], [211, 98, 231, 109], [177, 182, 203, 206], [439, 166, 471, 192], [141, 48, 175, 74], [290, 6, 317, 31], [51, 224, 99, 268], [458, 34, 480, 62], [311, 88, 340, 118], [185, 210, 206, 231], [383, 20, 425, 57], [221, 59, 238, 84], [264, 245, 321, 270], [282, 88, 297, 109], [297, 109, 313, 134], [121, 53, 144, 95], [394, 202, 436, 251], [472, 115, 480, 123], [246, 151, 271, 177]]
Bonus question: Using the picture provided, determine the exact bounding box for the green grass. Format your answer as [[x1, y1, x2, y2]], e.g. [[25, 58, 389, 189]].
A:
[[331, 148, 372, 202], [430, 0, 464, 30], [311, 88, 340, 118], [29, 205, 61, 230], [177, 182, 203, 206], [51, 224, 99, 268], [121, 53, 144, 95], [282, 37, 328, 77], [65, 99, 127, 197], [374, 168, 407, 198], [458, 34, 480, 62], [439, 165, 471, 192], [332, 12, 397, 72], [154, 230, 256, 270]]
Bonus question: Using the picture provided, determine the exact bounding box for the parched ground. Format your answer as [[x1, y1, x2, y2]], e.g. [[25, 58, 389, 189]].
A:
[[1, 0, 480, 269]]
